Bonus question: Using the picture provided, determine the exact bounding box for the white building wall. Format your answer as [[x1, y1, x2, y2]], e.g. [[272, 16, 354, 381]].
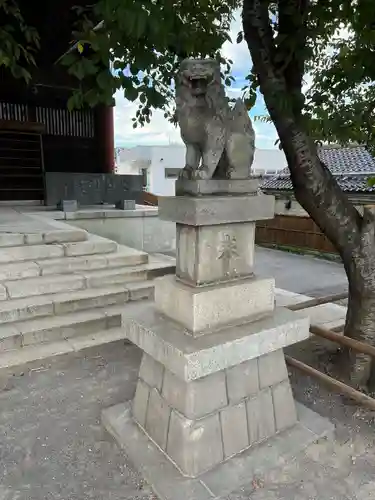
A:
[[115, 146, 152, 176], [114, 145, 287, 197], [149, 145, 185, 196]]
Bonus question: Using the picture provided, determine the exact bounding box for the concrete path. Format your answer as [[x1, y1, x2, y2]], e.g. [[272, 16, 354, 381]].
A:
[[0, 341, 374, 500], [255, 246, 347, 297], [275, 288, 347, 330]]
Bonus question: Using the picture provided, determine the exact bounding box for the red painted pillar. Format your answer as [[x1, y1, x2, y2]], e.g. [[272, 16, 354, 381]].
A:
[[104, 105, 115, 173], [97, 105, 115, 173]]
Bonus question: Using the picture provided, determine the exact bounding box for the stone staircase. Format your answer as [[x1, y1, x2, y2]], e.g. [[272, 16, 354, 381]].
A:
[[0, 219, 175, 369]]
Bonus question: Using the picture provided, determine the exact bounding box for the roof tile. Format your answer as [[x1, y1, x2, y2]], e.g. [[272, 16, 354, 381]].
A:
[[261, 146, 375, 192]]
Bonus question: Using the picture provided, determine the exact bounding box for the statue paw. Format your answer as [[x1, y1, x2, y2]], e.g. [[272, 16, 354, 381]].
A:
[[192, 167, 210, 180], [178, 168, 188, 180], [178, 166, 195, 180]]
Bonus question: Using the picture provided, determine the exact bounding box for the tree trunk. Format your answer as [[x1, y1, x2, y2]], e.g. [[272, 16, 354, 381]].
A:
[[342, 220, 375, 391], [242, 0, 375, 390], [344, 284, 375, 391]]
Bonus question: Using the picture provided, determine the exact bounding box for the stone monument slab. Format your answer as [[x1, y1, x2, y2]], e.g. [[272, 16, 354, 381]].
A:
[[44, 172, 143, 207]]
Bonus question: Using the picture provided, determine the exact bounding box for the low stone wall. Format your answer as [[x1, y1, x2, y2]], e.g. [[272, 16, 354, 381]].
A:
[[64, 207, 176, 253]]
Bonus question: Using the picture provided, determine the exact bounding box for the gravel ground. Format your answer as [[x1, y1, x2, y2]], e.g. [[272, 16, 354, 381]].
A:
[[0, 337, 375, 500], [0, 343, 154, 500]]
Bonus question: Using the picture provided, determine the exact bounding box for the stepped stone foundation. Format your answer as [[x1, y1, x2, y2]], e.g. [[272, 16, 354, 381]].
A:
[[102, 179, 334, 499]]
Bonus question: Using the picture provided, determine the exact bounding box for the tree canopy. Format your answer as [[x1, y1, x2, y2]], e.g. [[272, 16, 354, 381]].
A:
[[304, 0, 375, 152], [59, 0, 239, 124], [0, 0, 39, 82], [3, 0, 375, 388], [2, 0, 374, 150]]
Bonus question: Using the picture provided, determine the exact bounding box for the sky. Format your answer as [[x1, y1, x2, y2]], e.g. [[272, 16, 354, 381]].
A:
[[113, 10, 279, 149]]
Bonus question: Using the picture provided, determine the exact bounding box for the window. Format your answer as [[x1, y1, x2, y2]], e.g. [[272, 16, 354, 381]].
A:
[[165, 168, 181, 179]]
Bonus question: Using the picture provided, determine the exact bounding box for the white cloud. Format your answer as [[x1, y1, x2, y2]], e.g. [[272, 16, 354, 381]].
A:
[[221, 9, 252, 77], [114, 8, 276, 149], [114, 93, 182, 146]]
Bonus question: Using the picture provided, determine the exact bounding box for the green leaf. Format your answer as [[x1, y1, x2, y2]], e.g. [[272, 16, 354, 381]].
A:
[[60, 53, 78, 67], [136, 10, 147, 38], [124, 85, 139, 102], [69, 61, 86, 80], [244, 93, 257, 110], [236, 31, 243, 44], [67, 95, 77, 112], [10, 64, 31, 81], [83, 89, 100, 107], [96, 70, 111, 89], [81, 58, 98, 76]]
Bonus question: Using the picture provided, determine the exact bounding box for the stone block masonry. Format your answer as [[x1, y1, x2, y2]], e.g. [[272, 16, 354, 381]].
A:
[[131, 348, 297, 478], [102, 178, 324, 499]]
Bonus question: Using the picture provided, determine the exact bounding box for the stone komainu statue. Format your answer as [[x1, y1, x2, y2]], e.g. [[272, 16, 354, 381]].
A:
[[175, 58, 255, 180]]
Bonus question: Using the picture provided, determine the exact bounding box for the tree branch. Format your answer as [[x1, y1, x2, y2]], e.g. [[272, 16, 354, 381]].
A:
[[276, 0, 308, 117], [242, 0, 361, 255]]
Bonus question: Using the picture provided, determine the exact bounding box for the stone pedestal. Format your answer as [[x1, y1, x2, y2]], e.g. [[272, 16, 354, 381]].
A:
[[133, 348, 296, 477], [102, 180, 333, 498]]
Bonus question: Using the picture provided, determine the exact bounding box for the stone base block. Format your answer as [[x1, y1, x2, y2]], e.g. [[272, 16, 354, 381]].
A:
[[131, 349, 297, 478], [122, 302, 310, 381], [102, 401, 334, 500], [175, 178, 260, 196], [58, 199, 78, 212], [155, 274, 275, 334], [158, 193, 275, 226], [115, 199, 136, 210], [176, 222, 255, 286]]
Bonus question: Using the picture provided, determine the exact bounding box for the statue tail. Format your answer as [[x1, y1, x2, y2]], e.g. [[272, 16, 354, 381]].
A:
[[226, 99, 256, 179]]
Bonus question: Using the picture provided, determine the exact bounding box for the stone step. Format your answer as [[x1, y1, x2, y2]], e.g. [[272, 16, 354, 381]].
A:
[[0, 234, 117, 265], [0, 304, 125, 352], [0, 261, 43, 281], [81, 259, 175, 288], [4, 274, 87, 300], [0, 258, 172, 302], [0, 220, 88, 248], [0, 245, 148, 281], [0, 325, 131, 370], [0, 281, 153, 326], [146, 254, 176, 279], [82, 266, 148, 288], [0, 243, 65, 265], [62, 234, 118, 257], [38, 245, 148, 277]]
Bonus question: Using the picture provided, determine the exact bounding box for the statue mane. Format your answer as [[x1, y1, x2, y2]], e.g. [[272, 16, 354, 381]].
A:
[[175, 58, 229, 119]]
